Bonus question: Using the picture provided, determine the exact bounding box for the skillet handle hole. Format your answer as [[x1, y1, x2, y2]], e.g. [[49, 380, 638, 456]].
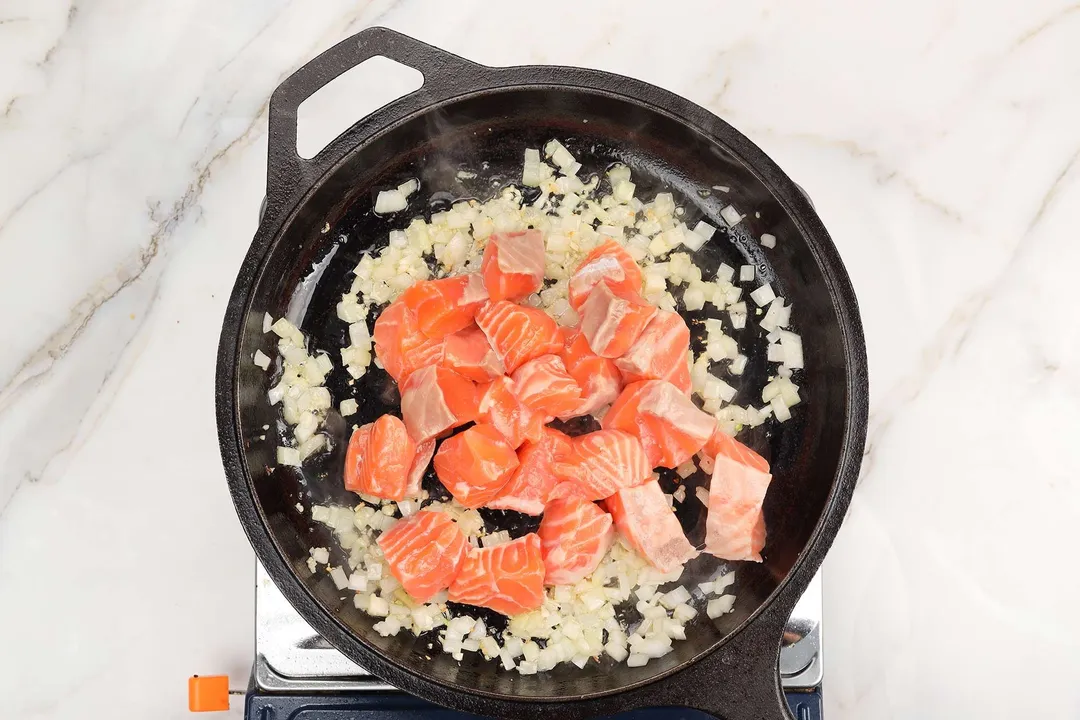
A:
[[295, 56, 423, 160]]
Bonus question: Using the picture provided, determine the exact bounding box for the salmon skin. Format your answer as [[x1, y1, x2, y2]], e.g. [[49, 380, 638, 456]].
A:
[[607, 479, 698, 573], [704, 431, 771, 562], [378, 510, 467, 603], [538, 495, 614, 586], [344, 415, 416, 501], [448, 533, 546, 616]]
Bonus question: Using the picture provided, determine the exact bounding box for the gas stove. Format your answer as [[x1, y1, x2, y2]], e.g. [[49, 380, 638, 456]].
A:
[[247, 562, 823, 718]]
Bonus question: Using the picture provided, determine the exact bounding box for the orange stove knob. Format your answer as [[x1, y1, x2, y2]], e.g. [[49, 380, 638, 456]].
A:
[[188, 675, 230, 712]]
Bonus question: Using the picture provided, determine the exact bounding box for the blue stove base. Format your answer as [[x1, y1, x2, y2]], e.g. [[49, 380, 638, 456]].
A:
[[245, 689, 822, 719]]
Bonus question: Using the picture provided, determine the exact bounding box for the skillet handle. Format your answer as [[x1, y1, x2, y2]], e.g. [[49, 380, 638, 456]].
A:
[[265, 27, 486, 203], [651, 600, 796, 720], [682, 608, 794, 720]]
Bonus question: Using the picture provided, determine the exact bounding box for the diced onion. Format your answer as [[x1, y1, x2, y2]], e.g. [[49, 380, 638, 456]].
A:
[[692, 220, 716, 242], [771, 395, 792, 422], [253, 349, 271, 370], [780, 330, 804, 369], [714, 572, 736, 593], [612, 180, 636, 204], [720, 205, 742, 226], [607, 163, 632, 184], [679, 229, 706, 252], [675, 461, 696, 479], [707, 595, 736, 619], [683, 284, 706, 311], [270, 317, 302, 343], [760, 297, 790, 332], [739, 265, 755, 282], [760, 233, 777, 248], [481, 531, 511, 548], [695, 486, 710, 505], [750, 283, 776, 307], [277, 446, 301, 466], [730, 354, 748, 375], [660, 586, 691, 609], [368, 595, 390, 617], [375, 189, 408, 214]]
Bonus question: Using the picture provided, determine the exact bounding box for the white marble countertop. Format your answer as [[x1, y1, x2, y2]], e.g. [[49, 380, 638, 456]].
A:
[[2, 1, 1079, 718]]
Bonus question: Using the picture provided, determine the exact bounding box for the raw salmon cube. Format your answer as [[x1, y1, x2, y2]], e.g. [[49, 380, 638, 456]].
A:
[[538, 496, 614, 586], [568, 238, 643, 310], [546, 481, 592, 503], [475, 300, 563, 373], [510, 354, 583, 417], [476, 376, 546, 449], [553, 429, 652, 501], [400, 366, 480, 443], [559, 327, 622, 416], [604, 380, 715, 468], [704, 431, 771, 562], [433, 424, 520, 508], [399, 274, 489, 339], [615, 310, 692, 394], [448, 533, 546, 616], [487, 428, 574, 515], [405, 438, 436, 497], [378, 510, 467, 602], [607, 480, 697, 573], [372, 300, 446, 384], [344, 415, 417, 501], [441, 325, 505, 382], [579, 282, 656, 359], [481, 230, 545, 301]]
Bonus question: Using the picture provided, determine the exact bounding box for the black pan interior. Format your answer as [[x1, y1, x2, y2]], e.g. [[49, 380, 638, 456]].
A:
[[234, 87, 849, 699]]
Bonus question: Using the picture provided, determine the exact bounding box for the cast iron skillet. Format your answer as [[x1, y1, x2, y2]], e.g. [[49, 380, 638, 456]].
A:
[[216, 26, 868, 720]]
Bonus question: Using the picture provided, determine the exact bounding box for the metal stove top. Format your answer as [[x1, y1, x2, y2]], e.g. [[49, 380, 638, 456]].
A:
[[254, 562, 823, 694]]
